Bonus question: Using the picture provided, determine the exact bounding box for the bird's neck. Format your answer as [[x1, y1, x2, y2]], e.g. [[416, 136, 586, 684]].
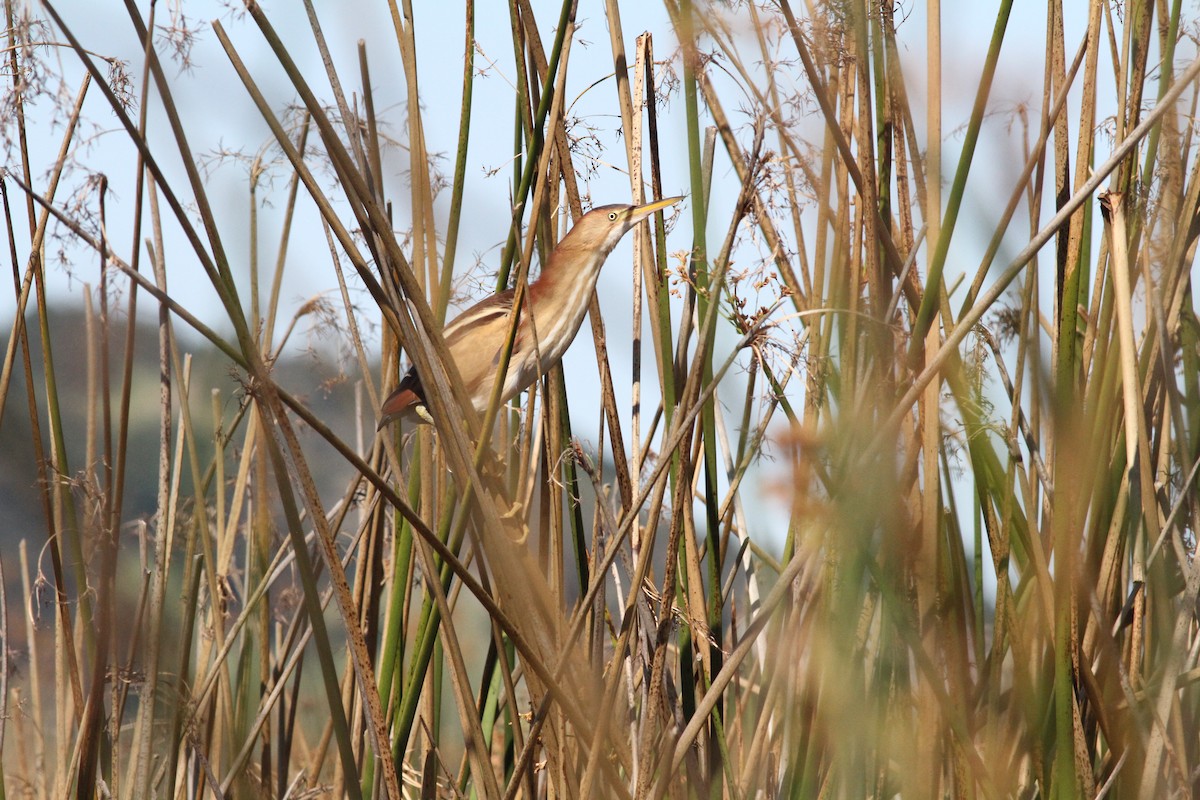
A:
[[530, 238, 608, 304], [525, 238, 611, 362]]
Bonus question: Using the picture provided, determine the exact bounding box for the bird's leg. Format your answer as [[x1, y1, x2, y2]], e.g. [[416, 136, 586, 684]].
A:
[[475, 450, 527, 542], [500, 499, 525, 524]]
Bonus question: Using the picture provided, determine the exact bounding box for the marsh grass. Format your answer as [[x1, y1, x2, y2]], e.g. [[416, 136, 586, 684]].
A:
[[3, 0, 1200, 797]]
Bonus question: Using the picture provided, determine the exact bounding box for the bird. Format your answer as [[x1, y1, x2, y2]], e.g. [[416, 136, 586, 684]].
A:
[[378, 196, 683, 429]]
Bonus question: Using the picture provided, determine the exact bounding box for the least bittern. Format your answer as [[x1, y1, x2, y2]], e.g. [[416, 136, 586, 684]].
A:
[[378, 195, 682, 428]]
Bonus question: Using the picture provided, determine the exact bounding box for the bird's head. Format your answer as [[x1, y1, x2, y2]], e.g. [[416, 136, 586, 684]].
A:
[[561, 195, 684, 260]]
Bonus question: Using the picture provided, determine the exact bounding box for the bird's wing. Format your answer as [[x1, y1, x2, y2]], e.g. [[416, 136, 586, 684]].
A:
[[441, 288, 532, 397], [381, 289, 524, 423], [445, 288, 532, 365], [443, 288, 517, 342]]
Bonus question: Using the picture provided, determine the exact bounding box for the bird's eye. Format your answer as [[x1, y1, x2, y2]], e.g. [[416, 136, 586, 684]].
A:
[[608, 211, 618, 221]]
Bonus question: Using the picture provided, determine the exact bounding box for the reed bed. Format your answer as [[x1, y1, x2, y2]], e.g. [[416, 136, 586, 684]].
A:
[[2, 0, 1199, 797]]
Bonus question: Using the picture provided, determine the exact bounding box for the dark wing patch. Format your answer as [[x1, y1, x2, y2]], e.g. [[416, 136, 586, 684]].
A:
[[394, 365, 424, 399]]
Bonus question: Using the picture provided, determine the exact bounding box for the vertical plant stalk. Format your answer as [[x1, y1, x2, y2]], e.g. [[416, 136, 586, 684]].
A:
[[919, 0, 943, 793], [132, 193, 178, 798], [630, 36, 648, 494], [672, 6, 721, 775], [0, 552, 7, 797], [436, 0, 476, 319], [1099, 190, 1160, 799], [1054, 0, 1102, 394]]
